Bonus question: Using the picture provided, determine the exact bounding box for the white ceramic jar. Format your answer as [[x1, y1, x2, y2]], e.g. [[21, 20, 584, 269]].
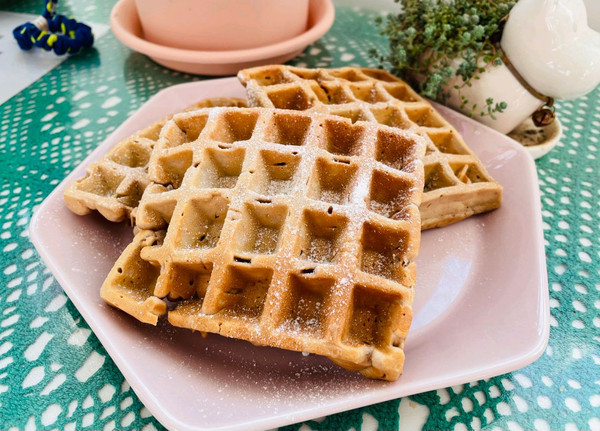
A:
[[444, 0, 600, 134]]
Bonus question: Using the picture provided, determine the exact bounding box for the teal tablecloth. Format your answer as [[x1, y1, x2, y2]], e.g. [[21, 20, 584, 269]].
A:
[[1, 1, 598, 430]]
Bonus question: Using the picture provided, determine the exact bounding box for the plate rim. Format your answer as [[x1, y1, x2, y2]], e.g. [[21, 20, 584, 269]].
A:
[[29, 77, 549, 431]]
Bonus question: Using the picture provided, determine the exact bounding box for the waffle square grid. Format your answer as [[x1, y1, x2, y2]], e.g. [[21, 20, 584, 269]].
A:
[[63, 97, 247, 223], [238, 65, 503, 229], [101, 107, 426, 380]]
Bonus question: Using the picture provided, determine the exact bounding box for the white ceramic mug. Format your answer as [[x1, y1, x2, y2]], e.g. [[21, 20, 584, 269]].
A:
[[134, 0, 310, 51]]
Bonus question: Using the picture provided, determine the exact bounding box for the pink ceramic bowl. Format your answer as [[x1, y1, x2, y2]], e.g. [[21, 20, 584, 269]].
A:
[[134, 0, 310, 51], [110, 0, 335, 75]]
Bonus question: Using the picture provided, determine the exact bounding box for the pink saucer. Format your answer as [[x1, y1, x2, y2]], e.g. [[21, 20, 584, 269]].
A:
[[110, 0, 335, 76]]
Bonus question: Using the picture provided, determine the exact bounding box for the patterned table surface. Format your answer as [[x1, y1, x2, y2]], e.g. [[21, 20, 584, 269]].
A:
[[1, 1, 598, 430]]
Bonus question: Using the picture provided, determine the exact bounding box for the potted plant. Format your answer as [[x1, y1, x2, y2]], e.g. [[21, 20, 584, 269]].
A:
[[373, 0, 600, 140]]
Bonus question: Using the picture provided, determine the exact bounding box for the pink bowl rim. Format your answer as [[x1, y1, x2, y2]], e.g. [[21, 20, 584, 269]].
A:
[[110, 0, 335, 64]]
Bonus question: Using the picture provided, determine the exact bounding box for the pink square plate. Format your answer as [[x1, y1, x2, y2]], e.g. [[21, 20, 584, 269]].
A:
[[29, 77, 549, 431]]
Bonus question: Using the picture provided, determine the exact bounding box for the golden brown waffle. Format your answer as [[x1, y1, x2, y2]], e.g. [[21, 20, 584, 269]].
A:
[[63, 97, 247, 223], [100, 229, 167, 325], [101, 106, 427, 380], [238, 65, 502, 229]]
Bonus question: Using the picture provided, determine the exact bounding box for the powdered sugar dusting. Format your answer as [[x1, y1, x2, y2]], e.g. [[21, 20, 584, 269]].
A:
[[108, 104, 426, 380]]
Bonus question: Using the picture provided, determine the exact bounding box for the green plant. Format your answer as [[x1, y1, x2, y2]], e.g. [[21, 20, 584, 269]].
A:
[[372, 0, 516, 119]]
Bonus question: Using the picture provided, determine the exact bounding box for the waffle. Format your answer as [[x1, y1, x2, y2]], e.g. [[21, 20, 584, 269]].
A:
[[101, 107, 427, 380], [238, 65, 502, 229], [63, 97, 247, 223], [100, 229, 167, 325]]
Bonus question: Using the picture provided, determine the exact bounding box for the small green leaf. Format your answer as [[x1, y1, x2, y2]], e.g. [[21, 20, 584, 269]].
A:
[[370, 0, 517, 118]]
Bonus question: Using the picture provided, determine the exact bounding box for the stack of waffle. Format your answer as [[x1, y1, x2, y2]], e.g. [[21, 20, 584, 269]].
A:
[[64, 66, 502, 381]]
